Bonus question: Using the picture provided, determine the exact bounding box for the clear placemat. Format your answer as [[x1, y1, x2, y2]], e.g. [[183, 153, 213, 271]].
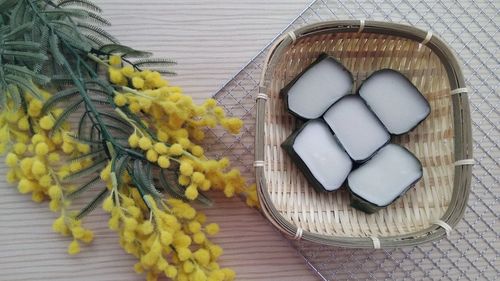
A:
[[207, 0, 499, 280]]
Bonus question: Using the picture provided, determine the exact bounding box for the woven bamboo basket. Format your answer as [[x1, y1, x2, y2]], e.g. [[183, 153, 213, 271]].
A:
[[254, 20, 473, 248]]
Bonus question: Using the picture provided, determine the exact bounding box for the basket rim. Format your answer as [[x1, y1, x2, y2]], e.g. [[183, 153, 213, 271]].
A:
[[254, 20, 473, 248]]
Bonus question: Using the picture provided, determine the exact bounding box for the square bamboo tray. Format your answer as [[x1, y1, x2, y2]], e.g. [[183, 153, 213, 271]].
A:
[[254, 20, 473, 248]]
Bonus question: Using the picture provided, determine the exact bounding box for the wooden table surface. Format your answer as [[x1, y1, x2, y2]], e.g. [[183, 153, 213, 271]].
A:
[[0, 1, 321, 280]]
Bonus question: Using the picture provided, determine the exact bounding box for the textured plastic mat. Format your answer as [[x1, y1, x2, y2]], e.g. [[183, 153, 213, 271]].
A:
[[207, 0, 499, 280]]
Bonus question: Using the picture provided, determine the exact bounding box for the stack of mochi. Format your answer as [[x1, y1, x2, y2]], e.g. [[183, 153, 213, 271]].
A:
[[281, 54, 431, 213]]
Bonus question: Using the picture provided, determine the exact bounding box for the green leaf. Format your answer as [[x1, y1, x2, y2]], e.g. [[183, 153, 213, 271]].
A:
[[75, 188, 108, 219], [64, 157, 107, 181], [57, 0, 102, 13], [86, 11, 110, 26], [50, 99, 83, 135], [69, 148, 105, 161], [113, 154, 129, 186], [0, 85, 7, 109], [41, 86, 80, 114], [41, 8, 89, 19], [1, 50, 48, 61], [66, 175, 100, 199], [77, 22, 118, 43], [133, 58, 177, 67], [4, 75, 42, 100], [3, 64, 50, 84], [3, 41, 40, 50], [4, 22, 33, 39], [99, 44, 152, 58], [49, 32, 67, 66], [7, 84, 21, 111], [134, 160, 162, 198]]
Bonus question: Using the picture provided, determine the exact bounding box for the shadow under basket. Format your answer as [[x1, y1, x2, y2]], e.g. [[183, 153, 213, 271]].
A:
[[255, 20, 473, 248]]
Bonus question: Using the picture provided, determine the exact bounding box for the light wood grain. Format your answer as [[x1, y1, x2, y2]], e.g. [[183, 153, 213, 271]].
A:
[[0, 1, 320, 281], [100, 0, 312, 101]]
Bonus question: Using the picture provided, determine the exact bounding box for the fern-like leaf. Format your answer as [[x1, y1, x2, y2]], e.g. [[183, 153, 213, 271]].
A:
[[77, 22, 118, 44], [75, 188, 108, 219], [3, 64, 50, 84], [4, 22, 32, 39], [69, 148, 105, 161], [3, 40, 40, 50], [41, 86, 80, 114], [99, 44, 152, 58], [4, 75, 42, 100], [66, 175, 100, 199], [50, 99, 83, 135], [114, 154, 129, 186], [64, 157, 107, 181], [133, 58, 177, 67], [1, 50, 48, 61], [57, 0, 102, 13], [6, 84, 21, 111]]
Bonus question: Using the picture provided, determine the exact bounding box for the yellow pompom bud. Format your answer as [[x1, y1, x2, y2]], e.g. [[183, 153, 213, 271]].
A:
[[128, 133, 139, 148], [17, 117, 29, 130], [138, 221, 154, 235], [81, 230, 94, 243], [38, 174, 52, 187], [109, 55, 122, 66], [35, 142, 49, 156], [52, 216, 68, 234], [183, 260, 194, 273], [101, 196, 114, 213], [209, 245, 223, 259], [213, 106, 225, 118], [160, 231, 173, 246], [178, 175, 190, 186], [193, 249, 210, 266], [121, 65, 134, 76], [220, 268, 236, 280], [176, 247, 191, 261], [48, 152, 60, 164], [109, 67, 124, 84], [185, 184, 198, 200], [61, 142, 74, 154], [18, 179, 34, 194], [6, 170, 17, 183], [169, 143, 183, 156], [179, 161, 193, 176], [31, 160, 47, 176], [68, 240, 80, 255], [165, 265, 177, 278], [157, 155, 171, 168], [157, 131, 169, 142], [132, 77, 145, 89], [71, 226, 85, 239], [206, 223, 220, 236], [5, 153, 18, 167], [31, 134, 45, 144], [113, 94, 128, 107], [190, 145, 204, 157], [76, 143, 90, 153], [48, 185, 62, 200], [193, 232, 206, 244], [153, 142, 168, 154], [123, 217, 138, 231], [146, 149, 158, 162], [188, 221, 201, 233], [200, 179, 211, 191], [191, 172, 205, 184], [138, 137, 152, 150], [28, 99, 43, 117], [39, 115, 55, 130], [20, 157, 33, 174], [13, 143, 26, 155]]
